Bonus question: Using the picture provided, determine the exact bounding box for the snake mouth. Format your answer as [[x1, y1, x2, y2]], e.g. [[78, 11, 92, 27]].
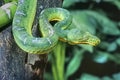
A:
[[69, 41, 100, 46], [80, 41, 100, 46], [68, 38, 100, 46], [69, 42, 95, 46]]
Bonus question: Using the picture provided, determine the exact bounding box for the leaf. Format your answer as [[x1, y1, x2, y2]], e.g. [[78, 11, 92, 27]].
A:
[[81, 10, 120, 35], [65, 49, 84, 79], [62, 0, 88, 8], [70, 11, 97, 34], [62, 0, 77, 8], [101, 76, 113, 80], [84, 10, 120, 35], [70, 10, 120, 35], [80, 73, 100, 80], [62, 0, 105, 8], [107, 42, 117, 52], [116, 37, 120, 46], [110, 0, 120, 9], [93, 51, 109, 63], [113, 1, 120, 9], [78, 44, 93, 53], [99, 41, 109, 50], [113, 73, 120, 80]]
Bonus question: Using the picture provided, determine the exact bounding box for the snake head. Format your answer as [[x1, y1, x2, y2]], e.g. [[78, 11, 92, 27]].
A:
[[67, 29, 100, 46]]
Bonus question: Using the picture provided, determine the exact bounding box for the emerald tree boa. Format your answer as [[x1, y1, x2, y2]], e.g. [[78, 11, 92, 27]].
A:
[[0, 0, 100, 54]]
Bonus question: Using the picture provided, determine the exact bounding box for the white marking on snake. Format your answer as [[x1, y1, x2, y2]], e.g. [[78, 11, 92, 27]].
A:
[[47, 38, 51, 44], [48, 26, 54, 36], [15, 20, 20, 23], [23, 38, 27, 44], [16, 11, 26, 16], [32, 38, 39, 43], [17, 27, 24, 31], [13, 26, 24, 31]]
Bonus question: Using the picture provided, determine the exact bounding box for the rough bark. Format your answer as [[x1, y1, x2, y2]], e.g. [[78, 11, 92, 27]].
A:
[[0, 0, 62, 80]]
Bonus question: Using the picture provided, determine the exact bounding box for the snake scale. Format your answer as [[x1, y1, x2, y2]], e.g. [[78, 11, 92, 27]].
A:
[[0, 0, 100, 54]]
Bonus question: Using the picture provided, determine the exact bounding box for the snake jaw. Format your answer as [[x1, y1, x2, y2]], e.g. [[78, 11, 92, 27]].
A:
[[84, 36, 100, 46], [68, 37, 100, 46], [67, 29, 100, 46]]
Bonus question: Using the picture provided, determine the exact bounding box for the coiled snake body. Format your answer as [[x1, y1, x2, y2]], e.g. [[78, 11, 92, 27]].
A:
[[0, 0, 100, 54]]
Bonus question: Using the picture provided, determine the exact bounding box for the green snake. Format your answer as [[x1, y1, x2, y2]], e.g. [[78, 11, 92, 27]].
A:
[[0, 0, 100, 54]]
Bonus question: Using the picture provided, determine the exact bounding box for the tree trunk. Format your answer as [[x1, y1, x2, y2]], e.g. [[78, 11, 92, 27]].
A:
[[0, 0, 62, 80]]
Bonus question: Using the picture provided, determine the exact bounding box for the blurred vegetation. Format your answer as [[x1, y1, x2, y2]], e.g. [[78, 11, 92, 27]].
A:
[[44, 0, 120, 80]]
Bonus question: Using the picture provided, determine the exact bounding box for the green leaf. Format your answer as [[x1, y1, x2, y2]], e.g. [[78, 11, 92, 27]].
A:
[[80, 73, 100, 80], [62, 0, 78, 8], [65, 49, 84, 79], [113, 73, 120, 80], [70, 11, 97, 34], [99, 41, 109, 50], [109, 53, 120, 64], [118, 22, 120, 27], [107, 42, 117, 52], [116, 37, 120, 46], [70, 10, 120, 35], [110, 0, 120, 9], [78, 44, 93, 53], [84, 10, 120, 35], [101, 76, 113, 80], [93, 51, 109, 63], [62, 0, 88, 8], [113, 2, 120, 9]]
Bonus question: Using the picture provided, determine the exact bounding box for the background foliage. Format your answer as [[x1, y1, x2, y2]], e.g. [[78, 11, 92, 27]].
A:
[[2, 0, 120, 80], [45, 0, 120, 80]]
